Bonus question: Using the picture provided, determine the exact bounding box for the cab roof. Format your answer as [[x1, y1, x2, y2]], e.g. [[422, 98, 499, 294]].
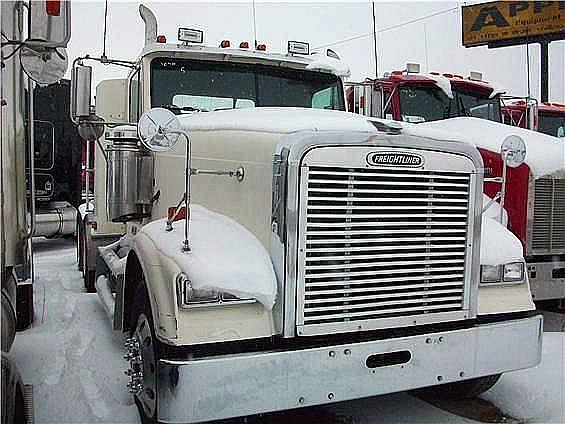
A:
[[138, 42, 350, 77]]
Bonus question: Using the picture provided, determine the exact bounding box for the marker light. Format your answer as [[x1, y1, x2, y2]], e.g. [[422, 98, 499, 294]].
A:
[[256, 43, 266, 51], [156, 35, 167, 43], [443, 73, 453, 78], [220, 40, 230, 48], [178, 28, 203, 44], [288, 41, 309, 55], [46, 0, 61, 16], [430, 71, 440, 75], [239, 41, 249, 48], [406, 63, 420, 74], [326, 48, 340, 59], [391, 71, 402, 76]]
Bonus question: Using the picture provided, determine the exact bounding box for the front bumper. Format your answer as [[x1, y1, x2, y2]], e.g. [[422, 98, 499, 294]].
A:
[[157, 315, 543, 423], [528, 259, 565, 300]]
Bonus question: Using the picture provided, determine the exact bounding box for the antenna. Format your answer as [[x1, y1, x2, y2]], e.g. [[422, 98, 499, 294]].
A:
[[372, 2, 378, 78], [252, 0, 258, 48], [102, 0, 109, 60]]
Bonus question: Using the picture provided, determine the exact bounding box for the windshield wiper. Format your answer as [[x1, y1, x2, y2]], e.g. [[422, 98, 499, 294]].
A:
[[159, 104, 206, 114]]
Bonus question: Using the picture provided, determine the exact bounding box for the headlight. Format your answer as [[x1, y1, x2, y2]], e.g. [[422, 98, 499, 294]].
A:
[[480, 262, 525, 284], [176, 273, 255, 308], [503, 262, 525, 282], [481, 265, 502, 283]]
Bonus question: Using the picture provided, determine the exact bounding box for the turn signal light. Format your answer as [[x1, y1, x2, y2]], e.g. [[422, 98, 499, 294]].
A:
[[239, 41, 249, 48], [391, 71, 402, 76], [443, 73, 454, 78], [156, 35, 167, 43], [220, 40, 230, 48], [256, 43, 266, 51]]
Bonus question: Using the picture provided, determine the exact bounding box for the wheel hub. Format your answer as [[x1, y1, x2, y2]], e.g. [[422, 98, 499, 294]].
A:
[[124, 313, 157, 417]]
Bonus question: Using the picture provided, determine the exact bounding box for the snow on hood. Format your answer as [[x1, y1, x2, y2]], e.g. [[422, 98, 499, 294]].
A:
[[138, 205, 277, 309], [421, 117, 565, 178], [424, 74, 453, 98], [480, 213, 524, 266], [177, 107, 375, 134], [306, 51, 350, 77], [483, 194, 508, 227]]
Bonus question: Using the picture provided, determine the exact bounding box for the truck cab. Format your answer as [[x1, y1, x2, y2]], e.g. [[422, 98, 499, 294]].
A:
[[503, 100, 565, 138], [347, 66, 565, 303], [71, 6, 542, 423]]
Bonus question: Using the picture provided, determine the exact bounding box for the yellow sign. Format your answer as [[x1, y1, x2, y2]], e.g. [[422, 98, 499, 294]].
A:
[[462, 1, 565, 47]]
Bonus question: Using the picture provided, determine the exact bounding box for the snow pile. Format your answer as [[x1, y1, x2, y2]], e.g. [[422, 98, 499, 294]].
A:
[[98, 234, 133, 277], [139, 205, 277, 309], [424, 74, 453, 98], [421, 117, 565, 177], [178, 107, 375, 134], [306, 51, 351, 77], [482, 332, 565, 423], [480, 213, 523, 266]]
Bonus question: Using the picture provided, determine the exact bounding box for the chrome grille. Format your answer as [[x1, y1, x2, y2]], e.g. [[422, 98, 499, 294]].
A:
[[297, 165, 472, 330], [532, 177, 565, 253]]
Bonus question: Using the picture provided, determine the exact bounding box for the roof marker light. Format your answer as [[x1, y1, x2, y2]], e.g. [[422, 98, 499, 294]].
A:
[[391, 70, 402, 76], [406, 63, 420, 74], [430, 71, 440, 75], [469, 71, 482, 81], [443, 73, 453, 78], [46, 0, 61, 16], [326, 48, 340, 59], [256, 43, 267, 51], [178, 28, 204, 44], [220, 40, 231, 48], [454, 74, 464, 79], [156, 35, 167, 43], [288, 41, 309, 55], [239, 41, 249, 49]]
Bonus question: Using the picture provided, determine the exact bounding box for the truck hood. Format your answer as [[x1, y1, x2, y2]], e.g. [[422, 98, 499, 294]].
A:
[[177, 107, 376, 134], [420, 117, 565, 178]]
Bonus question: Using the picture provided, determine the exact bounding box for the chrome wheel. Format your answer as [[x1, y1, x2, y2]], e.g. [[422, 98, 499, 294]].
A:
[[128, 312, 157, 419]]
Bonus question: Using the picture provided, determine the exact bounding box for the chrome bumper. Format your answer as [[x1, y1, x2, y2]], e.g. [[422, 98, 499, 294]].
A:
[[528, 260, 565, 301], [157, 315, 543, 423]]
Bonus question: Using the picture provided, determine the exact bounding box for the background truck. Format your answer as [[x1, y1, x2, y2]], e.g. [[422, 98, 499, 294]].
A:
[[72, 6, 542, 423], [30, 79, 81, 240], [503, 100, 565, 138], [2, 0, 72, 421], [347, 66, 565, 303]]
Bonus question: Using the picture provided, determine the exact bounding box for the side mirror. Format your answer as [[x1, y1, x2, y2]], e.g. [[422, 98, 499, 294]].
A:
[[28, 0, 72, 48], [501, 135, 527, 168], [71, 64, 92, 122]]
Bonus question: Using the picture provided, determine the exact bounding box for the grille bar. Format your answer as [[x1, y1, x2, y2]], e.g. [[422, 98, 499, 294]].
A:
[[298, 164, 472, 329]]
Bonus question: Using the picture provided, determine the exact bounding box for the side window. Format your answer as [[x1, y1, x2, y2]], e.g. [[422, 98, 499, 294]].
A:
[[312, 86, 338, 110], [371, 87, 383, 118], [129, 68, 140, 122], [383, 90, 392, 119]]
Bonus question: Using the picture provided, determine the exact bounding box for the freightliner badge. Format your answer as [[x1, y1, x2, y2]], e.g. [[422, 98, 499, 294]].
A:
[[366, 152, 424, 168]]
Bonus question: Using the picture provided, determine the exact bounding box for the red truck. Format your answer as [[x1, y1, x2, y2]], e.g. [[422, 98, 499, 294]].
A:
[[347, 66, 565, 302], [503, 100, 565, 138]]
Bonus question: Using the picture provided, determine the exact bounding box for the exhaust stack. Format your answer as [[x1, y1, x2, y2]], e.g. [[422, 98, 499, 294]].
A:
[[139, 4, 157, 46]]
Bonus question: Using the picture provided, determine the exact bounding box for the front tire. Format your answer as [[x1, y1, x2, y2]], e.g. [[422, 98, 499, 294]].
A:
[[129, 284, 161, 424], [416, 374, 501, 399]]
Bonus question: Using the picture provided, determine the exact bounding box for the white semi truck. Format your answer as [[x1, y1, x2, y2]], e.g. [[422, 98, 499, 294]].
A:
[[2, 0, 72, 421], [73, 5, 542, 423]]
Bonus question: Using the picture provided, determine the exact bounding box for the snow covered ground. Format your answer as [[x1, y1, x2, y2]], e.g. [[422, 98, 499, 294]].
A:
[[11, 238, 565, 424]]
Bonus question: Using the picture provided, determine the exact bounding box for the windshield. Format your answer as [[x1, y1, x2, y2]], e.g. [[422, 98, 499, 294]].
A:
[[150, 57, 344, 113], [398, 85, 501, 123], [538, 113, 565, 138]]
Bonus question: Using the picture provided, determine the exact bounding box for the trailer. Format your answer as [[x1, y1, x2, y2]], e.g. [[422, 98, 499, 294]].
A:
[[347, 66, 565, 302], [72, 6, 542, 423]]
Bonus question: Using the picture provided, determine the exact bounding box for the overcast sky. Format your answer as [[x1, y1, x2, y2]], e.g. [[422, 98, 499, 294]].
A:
[[68, 0, 565, 103]]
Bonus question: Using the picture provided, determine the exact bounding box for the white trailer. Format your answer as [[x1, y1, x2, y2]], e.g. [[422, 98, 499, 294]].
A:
[[72, 5, 542, 423]]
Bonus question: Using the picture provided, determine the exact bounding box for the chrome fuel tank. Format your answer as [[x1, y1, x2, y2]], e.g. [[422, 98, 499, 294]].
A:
[[106, 126, 154, 222]]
